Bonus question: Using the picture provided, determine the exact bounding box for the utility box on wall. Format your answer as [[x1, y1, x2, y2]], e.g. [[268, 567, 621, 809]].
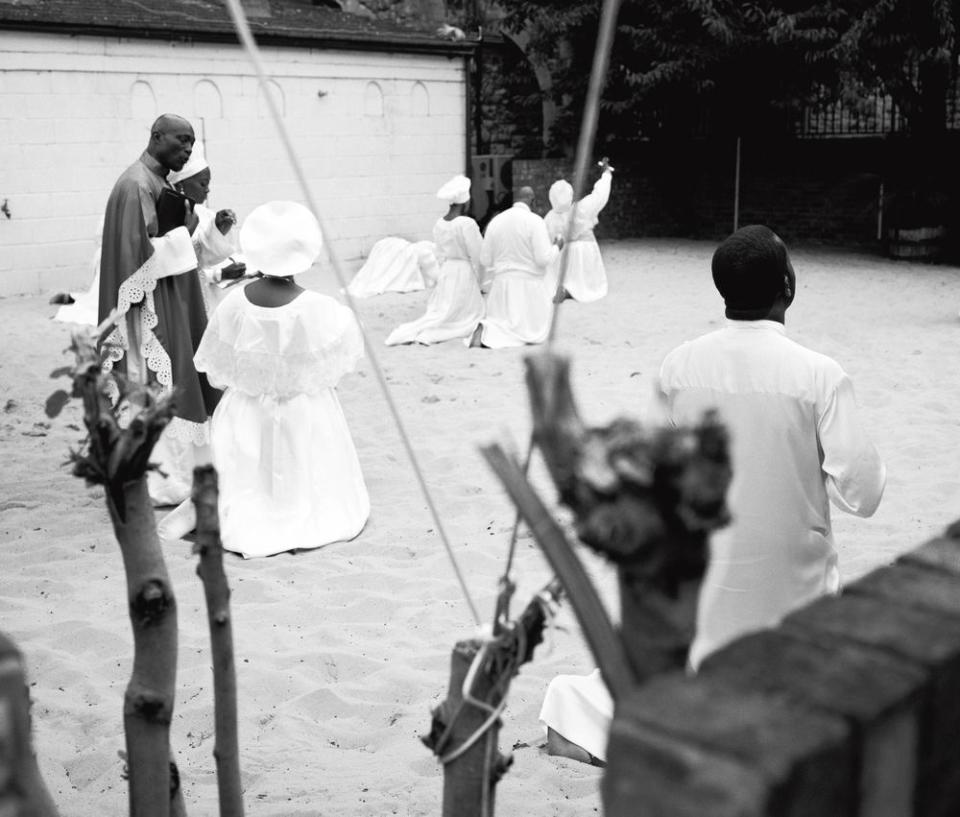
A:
[[471, 154, 512, 228]]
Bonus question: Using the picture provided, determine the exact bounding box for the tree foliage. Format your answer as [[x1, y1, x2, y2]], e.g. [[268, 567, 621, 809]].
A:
[[500, 0, 959, 152]]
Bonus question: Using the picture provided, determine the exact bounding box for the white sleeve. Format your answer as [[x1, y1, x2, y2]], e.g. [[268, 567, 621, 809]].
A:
[[531, 216, 560, 269], [195, 207, 240, 272], [818, 374, 886, 517], [148, 226, 198, 279], [578, 170, 612, 219]]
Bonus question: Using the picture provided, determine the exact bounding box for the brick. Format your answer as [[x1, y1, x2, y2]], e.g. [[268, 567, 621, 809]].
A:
[[604, 674, 853, 817], [783, 594, 960, 816], [899, 535, 960, 577], [847, 561, 960, 620], [701, 630, 924, 817]]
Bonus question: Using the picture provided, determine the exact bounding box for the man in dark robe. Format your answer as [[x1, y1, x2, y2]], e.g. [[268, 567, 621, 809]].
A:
[[99, 114, 221, 505]]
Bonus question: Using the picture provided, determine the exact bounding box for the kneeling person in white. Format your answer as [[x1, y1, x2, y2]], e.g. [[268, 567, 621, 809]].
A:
[[474, 186, 560, 348], [192, 201, 370, 558]]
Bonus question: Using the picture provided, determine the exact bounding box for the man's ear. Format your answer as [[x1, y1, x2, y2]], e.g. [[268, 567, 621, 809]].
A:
[[783, 274, 793, 299]]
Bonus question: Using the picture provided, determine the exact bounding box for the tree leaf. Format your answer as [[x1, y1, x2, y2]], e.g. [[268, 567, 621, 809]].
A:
[[45, 390, 71, 418]]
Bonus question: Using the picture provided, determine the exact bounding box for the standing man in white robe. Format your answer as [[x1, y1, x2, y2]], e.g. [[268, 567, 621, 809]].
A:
[[471, 186, 561, 348], [539, 224, 886, 764]]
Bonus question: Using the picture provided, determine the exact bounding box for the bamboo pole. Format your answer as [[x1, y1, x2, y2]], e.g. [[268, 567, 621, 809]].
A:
[[191, 466, 244, 817]]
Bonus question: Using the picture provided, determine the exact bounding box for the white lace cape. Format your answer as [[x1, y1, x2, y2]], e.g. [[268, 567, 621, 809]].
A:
[[100, 246, 209, 446], [194, 289, 364, 400]]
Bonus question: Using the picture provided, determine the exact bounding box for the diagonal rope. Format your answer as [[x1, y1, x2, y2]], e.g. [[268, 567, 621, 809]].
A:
[[221, 0, 481, 628], [495, 0, 623, 625]]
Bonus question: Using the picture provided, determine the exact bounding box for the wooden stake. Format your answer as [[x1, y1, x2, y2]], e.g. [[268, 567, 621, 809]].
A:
[[424, 584, 561, 817], [0, 632, 61, 817], [60, 330, 183, 817], [191, 466, 244, 817]]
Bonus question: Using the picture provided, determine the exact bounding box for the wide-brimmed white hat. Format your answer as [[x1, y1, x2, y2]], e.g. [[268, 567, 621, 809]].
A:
[[240, 201, 323, 277], [436, 174, 471, 205]]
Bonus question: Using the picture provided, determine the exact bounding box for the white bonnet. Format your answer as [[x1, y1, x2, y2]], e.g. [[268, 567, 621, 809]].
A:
[[436, 174, 472, 205], [168, 140, 210, 185], [548, 179, 573, 212]]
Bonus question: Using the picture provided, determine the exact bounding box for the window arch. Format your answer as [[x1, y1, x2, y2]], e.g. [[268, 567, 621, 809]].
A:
[[410, 81, 430, 116], [129, 80, 157, 122], [193, 79, 223, 119], [256, 79, 285, 118], [364, 81, 384, 117]]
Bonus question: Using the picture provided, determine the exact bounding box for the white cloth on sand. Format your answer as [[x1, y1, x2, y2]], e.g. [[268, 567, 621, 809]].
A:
[[192, 287, 370, 558], [385, 216, 484, 346], [544, 170, 612, 303], [347, 237, 438, 297], [54, 218, 104, 327], [475, 202, 558, 348], [539, 669, 612, 762]]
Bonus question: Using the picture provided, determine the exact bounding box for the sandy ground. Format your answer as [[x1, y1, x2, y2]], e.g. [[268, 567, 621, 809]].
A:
[[2, 238, 959, 816]]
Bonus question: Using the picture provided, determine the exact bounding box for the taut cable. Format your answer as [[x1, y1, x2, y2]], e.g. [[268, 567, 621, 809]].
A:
[[494, 0, 623, 627]]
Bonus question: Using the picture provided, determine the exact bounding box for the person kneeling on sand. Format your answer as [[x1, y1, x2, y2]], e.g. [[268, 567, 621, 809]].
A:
[[540, 224, 886, 763], [158, 201, 369, 558]]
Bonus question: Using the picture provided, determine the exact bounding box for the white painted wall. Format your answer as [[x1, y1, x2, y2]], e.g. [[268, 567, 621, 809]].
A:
[[0, 31, 467, 296]]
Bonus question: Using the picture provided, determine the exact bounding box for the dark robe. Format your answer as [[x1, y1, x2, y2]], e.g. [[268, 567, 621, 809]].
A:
[[99, 151, 220, 424]]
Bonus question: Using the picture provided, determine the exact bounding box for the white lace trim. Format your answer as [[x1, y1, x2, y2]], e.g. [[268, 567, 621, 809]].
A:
[[195, 333, 362, 399], [165, 415, 211, 446], [100, 251, 174, 398]]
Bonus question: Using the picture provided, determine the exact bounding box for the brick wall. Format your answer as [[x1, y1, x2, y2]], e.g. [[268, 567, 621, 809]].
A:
[[513, 136, 960, 255], [604, 524, 960, 817], [0, 31, 467, 296]]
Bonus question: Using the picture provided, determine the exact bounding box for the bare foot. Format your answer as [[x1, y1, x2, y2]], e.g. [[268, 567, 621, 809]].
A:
[[545, 727, 605, 767]]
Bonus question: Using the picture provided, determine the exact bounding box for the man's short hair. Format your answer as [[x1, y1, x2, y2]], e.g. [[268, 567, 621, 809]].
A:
[[711, 225, 789, 317]]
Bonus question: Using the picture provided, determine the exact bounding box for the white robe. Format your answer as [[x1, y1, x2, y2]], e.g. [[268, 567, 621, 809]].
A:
[[475, 203, 559, 348], [659, 319, 885, 667], [347, 237, 437, 298], [538, 319, 885, 761], [192, 202, 241, 315], [384, 216, 484, 346], [544, 170, 612, 303], [192, 287, 369, 558]]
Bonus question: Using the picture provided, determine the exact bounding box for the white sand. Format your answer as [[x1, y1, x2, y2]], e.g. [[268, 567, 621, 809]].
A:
[[1, 239, 959, 815]]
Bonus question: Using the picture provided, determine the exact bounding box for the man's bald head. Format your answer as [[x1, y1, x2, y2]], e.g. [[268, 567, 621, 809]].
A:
[[517, 186, 536, 206], [148, 114, 195, 174]]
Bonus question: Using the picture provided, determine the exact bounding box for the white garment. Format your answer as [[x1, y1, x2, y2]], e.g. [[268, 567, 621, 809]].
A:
[[543, 170, 612, 303], [54, 252, 101, 328], [659, 319, 886, 668], [347, 237, 437, 297], [193, 202, 240, 314], [193, 287, 369, 558], [384, 216, 484, 345], [476, 203, 559, 348], [539, 669, 613, 762]]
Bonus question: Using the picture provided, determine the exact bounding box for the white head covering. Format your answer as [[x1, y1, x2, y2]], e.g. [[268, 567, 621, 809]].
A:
[[436, 174, 472, 205], [548, 179, 573, 212], [168, 140, 209, 185], [240, 201, 323, 278]]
